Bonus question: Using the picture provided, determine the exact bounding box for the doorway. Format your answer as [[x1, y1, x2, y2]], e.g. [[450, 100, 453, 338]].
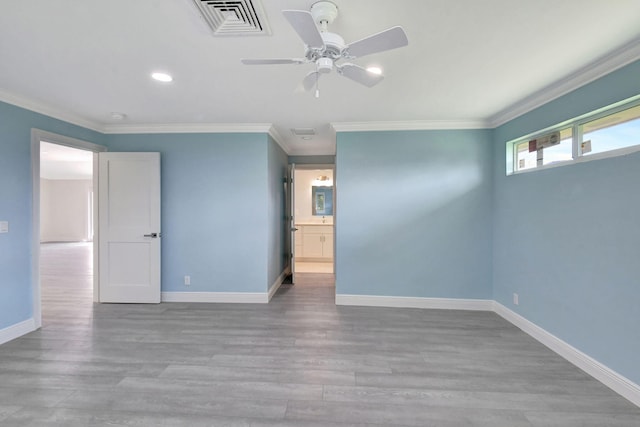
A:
[[40, 141, 94, 322], [31, 129, 106, 328], [293, 165, 335, 275]]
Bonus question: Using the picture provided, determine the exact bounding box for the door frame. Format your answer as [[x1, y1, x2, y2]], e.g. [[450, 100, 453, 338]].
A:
[[291, 163, 336, 277], [288, 163, 296, 284], [31, 129, 106, 328]]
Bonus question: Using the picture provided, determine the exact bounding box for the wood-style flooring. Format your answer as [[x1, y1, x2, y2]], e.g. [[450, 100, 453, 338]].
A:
[[0, 242, 638, 426], [295, 262, 334, 274]]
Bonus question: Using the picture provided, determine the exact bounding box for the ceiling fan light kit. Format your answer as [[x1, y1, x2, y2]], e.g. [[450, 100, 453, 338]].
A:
[[317, 57, 333, 73], [240, 1, 408, 97]]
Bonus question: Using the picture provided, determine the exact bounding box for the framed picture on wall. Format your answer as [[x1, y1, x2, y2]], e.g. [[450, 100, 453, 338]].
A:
[[312, 186, 333, 215]]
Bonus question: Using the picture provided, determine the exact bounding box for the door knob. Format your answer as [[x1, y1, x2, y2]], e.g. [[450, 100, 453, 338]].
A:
[[144, 232, 160, 238]]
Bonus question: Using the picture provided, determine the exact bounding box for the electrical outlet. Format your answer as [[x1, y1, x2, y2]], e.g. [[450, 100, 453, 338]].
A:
[[184, 275, 191, 286], [513, 293, 519, 305]]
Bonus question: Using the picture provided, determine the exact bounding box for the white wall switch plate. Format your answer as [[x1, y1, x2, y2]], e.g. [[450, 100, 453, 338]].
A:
[[0, 221, 8, 233]]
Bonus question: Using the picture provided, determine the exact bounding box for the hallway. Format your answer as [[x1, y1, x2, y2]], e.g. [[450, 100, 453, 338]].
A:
[[39, 242, 93, 326]]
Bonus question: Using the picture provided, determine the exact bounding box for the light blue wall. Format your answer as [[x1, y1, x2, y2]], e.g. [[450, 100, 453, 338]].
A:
[[336, 129, 494, 299], [493, 60, 640, 384], [267, 136, 289, 288], [107, 133, 271, 293], [0, 101, 105, 330]]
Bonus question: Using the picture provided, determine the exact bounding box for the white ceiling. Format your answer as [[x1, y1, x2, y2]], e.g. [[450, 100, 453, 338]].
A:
[[2, 1, 640, 155]]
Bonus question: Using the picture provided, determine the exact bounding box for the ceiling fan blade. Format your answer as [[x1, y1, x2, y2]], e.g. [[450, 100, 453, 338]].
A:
[[339, 64, 385, 88], [282, 10, 324, 48], [346, 26, 408, 58], [302, 71, 320, 91], [241, 58, 305, 65]]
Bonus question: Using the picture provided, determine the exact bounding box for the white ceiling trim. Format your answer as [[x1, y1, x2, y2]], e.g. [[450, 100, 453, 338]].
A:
[[0, 88, 102, 132], [268, 126, 292, 155], [102, 122, 273, 134], [288, 147, 336, 156], [103, 122, 295, 154], [488, 36, 640, 128], [332, 120, 489, 132]]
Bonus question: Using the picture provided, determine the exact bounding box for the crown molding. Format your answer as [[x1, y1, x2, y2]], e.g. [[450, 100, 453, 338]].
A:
[[288, 148, 336, 156], [4, 36, 640, 139], [102, 122, 273, 134], [0, 89, 102, 132], [268, 125, 293, 154], [331, 119, 489, 132], [488, 37, 640, 128]]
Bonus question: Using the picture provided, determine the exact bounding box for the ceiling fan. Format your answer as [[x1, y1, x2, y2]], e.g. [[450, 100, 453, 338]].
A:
[[241, 1, 409, 96]]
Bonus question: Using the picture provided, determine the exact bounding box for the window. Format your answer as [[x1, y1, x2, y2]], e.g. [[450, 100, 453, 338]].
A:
[[581, 104, 640, 156], [542, 128, 573, 166], [508, 97, 640, 174], [515, 128, 572, 172], [514, 140, 536, 171]]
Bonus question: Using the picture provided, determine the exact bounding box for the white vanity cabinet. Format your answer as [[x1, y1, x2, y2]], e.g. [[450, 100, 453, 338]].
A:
[[296, 224, 333, 261]]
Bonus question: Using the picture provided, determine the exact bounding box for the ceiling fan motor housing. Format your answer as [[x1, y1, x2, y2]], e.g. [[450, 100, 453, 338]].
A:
[[305, 31, 345, 61], [321, 32, 345, 57]]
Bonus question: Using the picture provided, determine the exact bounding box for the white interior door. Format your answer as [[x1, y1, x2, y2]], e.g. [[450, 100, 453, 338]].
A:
[[98, 152, 161, 303], [289, 163, 297, 284]]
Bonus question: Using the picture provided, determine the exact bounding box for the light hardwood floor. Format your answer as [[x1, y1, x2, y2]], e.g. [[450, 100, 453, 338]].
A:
[[295, 262, 334, 274], [0, 242, 638, 426]]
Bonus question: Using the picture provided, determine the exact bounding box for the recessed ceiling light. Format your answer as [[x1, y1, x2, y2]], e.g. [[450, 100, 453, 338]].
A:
[[151, 72, 173, 82], [366, 66, 382, 75]]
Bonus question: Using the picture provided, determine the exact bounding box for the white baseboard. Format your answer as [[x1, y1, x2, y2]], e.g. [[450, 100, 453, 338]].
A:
[[161, 292, 268, 304], [162, 266, 290, 304], [334, 293, 640, 407], [296, 257, 333, 263], [335, 294, 493, 311], [494, 302, 640, 407], [0, 318, 37, 345], [268, 267, 290, 301]]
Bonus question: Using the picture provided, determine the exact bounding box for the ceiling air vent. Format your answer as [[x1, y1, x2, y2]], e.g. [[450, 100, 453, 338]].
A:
[[192, 0, 271, 36], [291, 128, 316, 140], [291, 128, 315, 136]]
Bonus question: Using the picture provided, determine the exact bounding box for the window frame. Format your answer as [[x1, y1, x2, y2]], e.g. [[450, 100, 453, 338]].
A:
[[506, 95, 640, 175]]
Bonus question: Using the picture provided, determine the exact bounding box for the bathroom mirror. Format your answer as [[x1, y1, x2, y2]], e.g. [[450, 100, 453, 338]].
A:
[[312, 186, 333, 216]]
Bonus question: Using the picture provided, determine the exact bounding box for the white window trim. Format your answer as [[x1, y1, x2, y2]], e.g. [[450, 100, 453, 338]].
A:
[[506, 95, 640, 175]]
